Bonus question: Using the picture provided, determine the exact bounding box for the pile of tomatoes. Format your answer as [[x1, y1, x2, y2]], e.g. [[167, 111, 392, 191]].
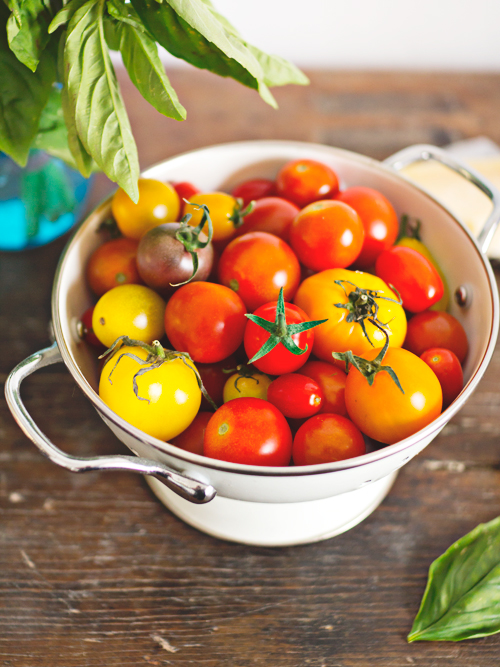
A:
[[80, 157, 469, 468]]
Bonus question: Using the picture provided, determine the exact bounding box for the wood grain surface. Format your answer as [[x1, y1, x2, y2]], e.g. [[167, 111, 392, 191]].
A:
[[2, 69, 500, 667]]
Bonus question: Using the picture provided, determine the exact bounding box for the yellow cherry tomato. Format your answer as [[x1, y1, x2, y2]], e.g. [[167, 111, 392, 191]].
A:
[[184, 192, 241, 242], [397, 237, 449, 311], [99, 345, 201, 441], [223, 370, 272, 403], [294, 268, 407, 362], [111, 178, 180, 240], [92, 284, 166, 348]]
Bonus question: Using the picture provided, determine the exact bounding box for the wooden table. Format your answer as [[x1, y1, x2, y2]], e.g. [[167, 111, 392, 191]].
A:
[[3, 70, 500, 666]]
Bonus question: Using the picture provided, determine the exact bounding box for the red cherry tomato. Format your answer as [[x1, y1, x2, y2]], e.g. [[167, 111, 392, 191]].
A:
[[420, 348, 464, 409], [375, 245, 444, 313], [172, 181, 201, 215], [292, 414, 366, 466], [203, 397, 293, 466], [234, 197, 300, 241], [267, 373, 324, 419], [231, 178, 276, 206], [218, 231, 301, 312], [298, 360, 347, 416], [404, 311, 468, 363], [244, 300, 316, 375], [289, 200, 365, 271], [170, 411, 213, 455], [165, 282, 247, 363], [196, 355, 237, 409], [276, 159, 339, 207], [86, 237, 141, 296], [79, 306, 105, 349], [336, 186, 399, 269]]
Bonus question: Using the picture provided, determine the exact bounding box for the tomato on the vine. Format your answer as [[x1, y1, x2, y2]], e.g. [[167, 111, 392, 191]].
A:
[[184, 192, 246, 242], [203, 397, 293, 466], [276, 159, 339, 206], [86, 237, 142, 296], [267, 373, 324, 419], [292, 413, 366, 466], [420, 348, 464, 409], [404, 310, 468, 363], [231, 178, 276, 206]]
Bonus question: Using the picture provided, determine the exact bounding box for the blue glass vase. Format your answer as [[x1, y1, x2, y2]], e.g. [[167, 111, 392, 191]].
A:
[[0, 151, 93, 251]]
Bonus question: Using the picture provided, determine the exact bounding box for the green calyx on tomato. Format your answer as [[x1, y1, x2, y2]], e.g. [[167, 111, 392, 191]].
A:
[[99, 335, 218, 409], [245, 287, 327, 364], [172, 202, 214, 286], [397, 213, 422, 242], [229, 198, 255, 229], [222, 363, 270, 392], [333, 279, 402, 347], [332, 325, 404, 394]]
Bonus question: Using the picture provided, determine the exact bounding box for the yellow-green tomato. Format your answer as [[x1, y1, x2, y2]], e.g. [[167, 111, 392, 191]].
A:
[[92, 284, 166, 348], [223, 371, 272, 403], [99, 345, 201, 441]]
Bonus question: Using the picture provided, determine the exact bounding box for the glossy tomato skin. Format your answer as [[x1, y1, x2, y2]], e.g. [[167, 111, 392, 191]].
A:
[[184, 192, 240, 242], [420, 348, 464, 409], [276, 159, 339, 207], [231, 178, 276, 207], [345, 347, 443, 445], [292, 414, 366, 466], [170, 411, 212, 455], [165, 282, 247, 363], [294, 268, 407, 362], [203, 397, 293, 466], [86, 237, 142, 296], [404, 310, 469, 364], [289, 200, 365, 271], [99, 345, 201, 441], [244, 301, 316, 375], [375, 245, 444, 313], [298, 360, 347, 416], [112, 179, 181, 240], [336, 186, 399, 269], [218, 231, 301, 312], [223, 370, 272, 403], [234, 197, 299, 241], [267, 373, 324, 419]]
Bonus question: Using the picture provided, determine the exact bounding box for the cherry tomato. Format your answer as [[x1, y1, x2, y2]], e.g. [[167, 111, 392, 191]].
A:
[[223, 368, 272, 403], [244, 300, 316, 375], [78, 306, 104, 349], [267, 373, 324, 419], [197, 355, 237, 409], [234, 197, 299, 241], [92, 284, 166, 348], [420, 348, 464, 409], [397, 236, 449, 311], [345, 346, 443, 444], [294, 268, 407, 362], [172, 181, 200, 215], [276, 159, 339, 207], [111, 179, 180, 240], [170, 411, 212, 455], [231, 178, 276, 206], [218, 231, 301, 312], [86, 237, 141, 296], [375, 245, 444, 313], [203, 397, 293, 466], [292, 414, 366, 466], [99, 344, 201, 441], [184, 192, 243, 242], [336, 186, 399, 269], [289, 200, 365, 271], [298, 360, 347, 416], [404, 311, 468, 363], [165, 282, 247, 363]]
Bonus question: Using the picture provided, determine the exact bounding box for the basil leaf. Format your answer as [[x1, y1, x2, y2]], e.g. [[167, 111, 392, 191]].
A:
[[7, 0, 53, 71], [48, 0, 89, 34], [0, 23, 56, 164], [64, 0, 139, 201], [409, 515, 500, 642]]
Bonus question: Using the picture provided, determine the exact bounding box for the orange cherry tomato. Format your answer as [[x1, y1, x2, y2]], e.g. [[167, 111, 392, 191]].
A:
[[276, 159, 339, 207], [292, 414, 366, 466], [86, 237, 141, 296]]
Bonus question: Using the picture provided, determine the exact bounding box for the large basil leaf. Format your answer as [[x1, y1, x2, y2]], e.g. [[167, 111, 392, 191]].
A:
[[64, 0, 139, 201], [7, 0, 54, 71], [48, 0, 88, 34], [409, 515, 500, 641]]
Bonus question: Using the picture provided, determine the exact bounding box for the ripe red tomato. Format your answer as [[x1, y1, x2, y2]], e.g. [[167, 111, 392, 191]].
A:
[[292, 414, 366, 466], [218, 231, 301, 312], [375, 245, 444, 313], [276, 159, 339, 207], [203, 397, 293, 466], [196, 355, 237, 409], [336, 186, 399, 269], [234, 197, 300, 241], [420, 348, 464, 409], [78, 306, 105, 349], [244, 300, 318, 375], [86, 237, 141, 296], [231, 178, 276, 206], [298, 360, 347, 416], [404, 310, 468, 363], [289, 200, 365, 271], [170, 411, 212, 455], [172, 181, 200, 215], [267, 373, 324, 419], [165, 282, 247, 363]]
